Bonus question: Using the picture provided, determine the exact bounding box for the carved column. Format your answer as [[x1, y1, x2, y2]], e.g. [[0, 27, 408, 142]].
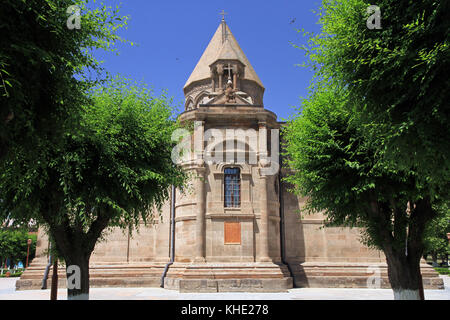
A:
[[217, 65, 224, 92], [194, 120, 206, 262], [211, 70, 216, 92], [258, 122, 271, 262], [194, 120, 204, 161], [258, 170, 270, 262], [194, 161, 206, 262], [232, 65, 238, 90]]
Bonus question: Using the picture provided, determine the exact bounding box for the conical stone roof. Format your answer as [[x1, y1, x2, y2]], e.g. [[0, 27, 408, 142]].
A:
[[184, 21, 264, 90]]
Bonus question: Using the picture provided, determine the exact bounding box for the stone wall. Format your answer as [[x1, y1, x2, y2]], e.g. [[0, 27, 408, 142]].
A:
[[282, 181, 384, 264], [34, 197, 172, 265]]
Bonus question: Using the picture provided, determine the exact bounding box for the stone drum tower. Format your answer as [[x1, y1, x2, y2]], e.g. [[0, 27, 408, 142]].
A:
[[163, 16, 293, 292]]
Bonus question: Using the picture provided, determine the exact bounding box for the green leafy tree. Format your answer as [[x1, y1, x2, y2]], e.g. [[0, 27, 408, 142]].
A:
[[0, 229, 36, 268], [0, 77, 186, 299], [424, 204, 450, 265], [286, 0, 449, 299], [0, 0, 129, 159], [283, 84, 444, 300], [296, 0, 449, 189], [0, 0, 134, 299]]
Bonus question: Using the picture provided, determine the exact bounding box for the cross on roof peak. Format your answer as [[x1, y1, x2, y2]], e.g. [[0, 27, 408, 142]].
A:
[[219, 10, 229, 43], [219, 10, 227, 21]]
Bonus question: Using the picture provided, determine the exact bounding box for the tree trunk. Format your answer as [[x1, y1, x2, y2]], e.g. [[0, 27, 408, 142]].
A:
[[43, 209, 112, 300], [431, 252, 438, 267], [50, 259, 58, 300], [385, 249, 423, 300], [66, 254, 90, 300]]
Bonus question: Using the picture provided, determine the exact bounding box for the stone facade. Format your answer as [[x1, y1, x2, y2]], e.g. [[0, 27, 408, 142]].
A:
[[17, 19, 443, 292]]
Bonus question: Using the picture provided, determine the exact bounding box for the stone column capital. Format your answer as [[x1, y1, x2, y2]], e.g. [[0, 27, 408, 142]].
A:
[[195, 167, 206, 176], [258, 158, 271, 168], [194, 158, 206, 170]]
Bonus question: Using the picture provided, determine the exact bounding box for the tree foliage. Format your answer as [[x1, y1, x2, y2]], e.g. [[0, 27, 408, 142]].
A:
[[0, 0, 132, 236], [296, 0, 449, 192], [0, 229, 37, 267], [54, 76, 186, 232], [423, 204, 450, 262], [1, 75, 186, 232], [283, 85, 434, 251], [0, 0, 130, 159]]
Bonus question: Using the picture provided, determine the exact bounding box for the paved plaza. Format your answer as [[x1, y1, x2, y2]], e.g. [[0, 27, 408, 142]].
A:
[[0, 276, 449, 300]]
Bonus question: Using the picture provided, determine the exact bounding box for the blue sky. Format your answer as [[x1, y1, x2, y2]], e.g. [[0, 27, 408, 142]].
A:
[[93, 0, 323, 121]]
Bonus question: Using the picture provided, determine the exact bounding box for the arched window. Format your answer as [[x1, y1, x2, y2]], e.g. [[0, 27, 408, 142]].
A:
[[224, 167, 240, 208]]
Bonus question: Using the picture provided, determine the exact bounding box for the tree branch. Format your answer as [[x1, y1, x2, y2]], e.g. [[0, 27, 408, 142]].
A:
[[85, 209, 112, 254]]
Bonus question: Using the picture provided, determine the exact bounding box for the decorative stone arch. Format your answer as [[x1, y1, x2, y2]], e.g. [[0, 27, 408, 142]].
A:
[[185, 97, 194, 111], [214, 162, 251, 176], [194, 91, 212, 107]]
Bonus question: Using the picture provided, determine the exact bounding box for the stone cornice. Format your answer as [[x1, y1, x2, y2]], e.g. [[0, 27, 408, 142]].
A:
[[178, 106, 279, 128]]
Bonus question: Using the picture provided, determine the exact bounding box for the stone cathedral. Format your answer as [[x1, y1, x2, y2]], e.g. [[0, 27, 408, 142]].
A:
[[18, 18, 442, 292]]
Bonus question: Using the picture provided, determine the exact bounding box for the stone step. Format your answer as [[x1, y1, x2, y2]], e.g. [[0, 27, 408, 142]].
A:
[[17, 261, 294, 291], [16, 276, 162, 290], [20, 264, 290, 278], [19, 271, 165, 280], [294, 275, 444, 290], [164, 277, 294, 293], [287, 262, 444, 289], [26, 264, 168, 269], [289, 267, 440, 278]]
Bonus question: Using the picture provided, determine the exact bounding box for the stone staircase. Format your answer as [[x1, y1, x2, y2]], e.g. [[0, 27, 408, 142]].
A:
[[16, 258, 168, 290], [18, 259, 443, 292], [164, 262, 293, 292], [288, 261, 444, 289], [17, 259, 294, 292]]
